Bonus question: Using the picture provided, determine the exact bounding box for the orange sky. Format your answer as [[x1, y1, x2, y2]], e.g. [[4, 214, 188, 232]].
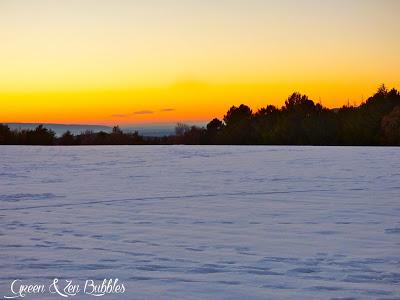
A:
[[1, 0, 399, 125]]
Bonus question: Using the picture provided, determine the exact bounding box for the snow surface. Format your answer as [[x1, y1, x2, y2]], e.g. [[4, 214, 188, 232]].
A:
[[0, 146, 399, 299]]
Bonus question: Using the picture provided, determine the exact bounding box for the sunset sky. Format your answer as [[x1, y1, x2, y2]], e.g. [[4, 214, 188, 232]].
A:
[[1, 0, 399, 125]]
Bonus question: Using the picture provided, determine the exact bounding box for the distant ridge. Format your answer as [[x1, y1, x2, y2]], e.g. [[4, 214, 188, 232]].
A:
[[3, 122, 206, 137], [5, 123, 112, 137], [122, 122, 205, 137]]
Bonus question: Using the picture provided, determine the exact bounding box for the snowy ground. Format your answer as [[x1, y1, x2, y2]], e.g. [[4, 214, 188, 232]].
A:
[[0, 146, 399, 299]]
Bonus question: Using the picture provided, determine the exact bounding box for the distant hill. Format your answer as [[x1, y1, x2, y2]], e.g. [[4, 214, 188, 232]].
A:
[[121, 122, 206, 137], [4, 122, 206, 137], [5, 123, 112, 137], [121, 124, 175, 137]]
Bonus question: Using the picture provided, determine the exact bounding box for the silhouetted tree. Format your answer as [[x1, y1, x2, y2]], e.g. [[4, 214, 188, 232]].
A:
[[22, 125, 56, 145], [112, 126, 123, 135], [223, 104, 252, 126], [0, 124, 13, 144], [175, 123, 191, 137], [223, 105, 254, 144], [381, 106, 400, 145], [252, 105, 280, 144], [271, 93, 334, 144], [205, 118, 224, 144], [207, 118, 223, 132], [59, 131, 76, 145]]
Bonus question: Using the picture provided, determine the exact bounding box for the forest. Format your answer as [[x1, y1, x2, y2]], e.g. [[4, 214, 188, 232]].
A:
[[1, 85, 399, 146]]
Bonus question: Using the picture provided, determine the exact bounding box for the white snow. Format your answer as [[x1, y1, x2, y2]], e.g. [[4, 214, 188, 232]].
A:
[[0, 146, 399, 299]]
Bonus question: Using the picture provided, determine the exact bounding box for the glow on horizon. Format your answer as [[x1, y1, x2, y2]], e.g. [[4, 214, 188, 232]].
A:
[[1, 0, 399, 125]]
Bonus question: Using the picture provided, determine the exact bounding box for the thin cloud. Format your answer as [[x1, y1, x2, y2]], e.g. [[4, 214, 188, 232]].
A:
[[112, 114, 130, 118], [133, 110, 154, 115], [112, 110, 155, 117], [160, 108, 175, 112]]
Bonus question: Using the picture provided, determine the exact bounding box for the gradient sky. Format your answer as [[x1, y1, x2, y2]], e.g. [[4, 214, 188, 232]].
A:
[[1, 0, 399, 125]]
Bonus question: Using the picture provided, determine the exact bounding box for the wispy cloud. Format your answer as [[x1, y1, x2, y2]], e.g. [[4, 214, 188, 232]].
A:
[[133, 110, 154, 115], [160, 108, 175, 112], [112, 114, 130, 118], [112, 110, 155, 117]]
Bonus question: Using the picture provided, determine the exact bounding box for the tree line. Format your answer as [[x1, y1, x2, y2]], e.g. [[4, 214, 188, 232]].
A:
[[1, 85, 399, 146]]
